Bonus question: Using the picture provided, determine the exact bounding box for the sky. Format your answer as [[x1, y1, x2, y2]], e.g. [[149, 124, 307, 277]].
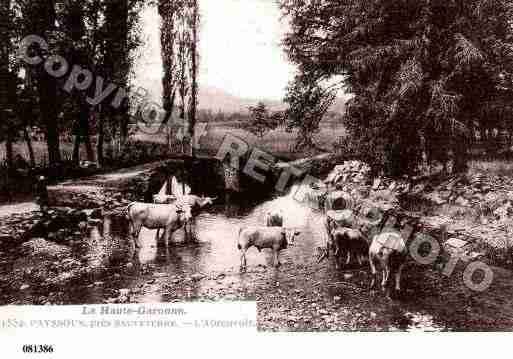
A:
[[132, 0, 297, 103]]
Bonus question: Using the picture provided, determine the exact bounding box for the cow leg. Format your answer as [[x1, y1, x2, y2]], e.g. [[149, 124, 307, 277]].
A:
[[239, 249, 247, 271], [273, 249, 281, 268], [395, 264, 405, 292], [189, 219, 196, 242], [382, 267, 390, 292], [163, 226, 173, 248], [184, 221, 194, 243], [345, 250, 352, 266], [131, 222, 143, 249], [357, 251, 363, 266], [369, 255, 377, 289], [334, 249, 341, 270]]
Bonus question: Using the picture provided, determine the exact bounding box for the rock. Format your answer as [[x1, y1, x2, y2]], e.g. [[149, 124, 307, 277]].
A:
[[372, 178, 381, 190], [425, 192, 446, 205], [446, 238, 468, 249], [455, 196, 470, 207], [191, 274, 204, 282], [20, 284, 30, 291], [154, 272, 168, 278]]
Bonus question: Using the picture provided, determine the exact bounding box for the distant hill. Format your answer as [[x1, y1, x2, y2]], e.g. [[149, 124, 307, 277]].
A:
[[198, 86, 285, 113], [199, 86, 348, 114], [136, 77, 348, 115]]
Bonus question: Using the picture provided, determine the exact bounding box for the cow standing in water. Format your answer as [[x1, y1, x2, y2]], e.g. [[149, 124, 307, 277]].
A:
[[237, 227, 301, 271], [126, 202, 192, 250]]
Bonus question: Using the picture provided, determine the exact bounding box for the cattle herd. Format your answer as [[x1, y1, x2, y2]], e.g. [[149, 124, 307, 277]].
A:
[[126, 192, 422, 298]]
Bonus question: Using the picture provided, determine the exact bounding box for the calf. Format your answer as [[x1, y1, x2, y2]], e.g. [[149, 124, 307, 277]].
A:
[[324, 209, 356, 258], [318, 227, 368, 269], [126, 202, 192, 249], [237, 226, 301, 270], [265, 211, 283, 227], [368, 214, 421, 296]]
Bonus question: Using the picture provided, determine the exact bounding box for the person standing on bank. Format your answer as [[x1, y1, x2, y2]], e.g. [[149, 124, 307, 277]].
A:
[[34, 175, 49, 214]]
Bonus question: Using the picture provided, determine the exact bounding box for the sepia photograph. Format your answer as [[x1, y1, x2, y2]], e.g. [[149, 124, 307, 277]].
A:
[[1, 0, 513, 339]]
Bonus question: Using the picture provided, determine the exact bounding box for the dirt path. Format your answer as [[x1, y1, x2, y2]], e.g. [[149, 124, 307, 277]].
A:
[[0, 161, 170, 219], [0, 202, 39, 218]]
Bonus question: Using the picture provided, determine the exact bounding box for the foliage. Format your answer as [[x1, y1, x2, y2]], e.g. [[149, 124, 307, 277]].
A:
[[280, 0, 513, 176], [247, 102, 281, 138], [283, 73, 337, 150]]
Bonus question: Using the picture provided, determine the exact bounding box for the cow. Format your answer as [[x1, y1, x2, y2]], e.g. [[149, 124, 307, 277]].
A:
[[126, 202, 192, 250], [237, 226, 301, 271], [319, 227, 369, 269], [265, 211, 283, 227], [324, 209, 356, 258], [368, 211, 421, 297]]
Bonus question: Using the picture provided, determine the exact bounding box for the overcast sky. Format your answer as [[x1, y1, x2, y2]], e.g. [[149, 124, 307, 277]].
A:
[[132, 0, 296, 103]]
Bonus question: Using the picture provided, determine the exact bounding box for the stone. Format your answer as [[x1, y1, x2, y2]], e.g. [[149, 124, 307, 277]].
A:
[[372, 178, 381, 190], [191, 274, 204, 282], [455, 196, 470, 207], [446, 238, 468, 249]]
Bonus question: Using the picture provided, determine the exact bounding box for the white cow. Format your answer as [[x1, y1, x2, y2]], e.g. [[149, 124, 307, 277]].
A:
[[126, 202, 192, 249], [237, 226, 301, 270]]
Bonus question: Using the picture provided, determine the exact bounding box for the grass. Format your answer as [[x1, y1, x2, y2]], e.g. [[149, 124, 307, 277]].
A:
[[468, 159, 513, 177], [133, 120, 347, 161]]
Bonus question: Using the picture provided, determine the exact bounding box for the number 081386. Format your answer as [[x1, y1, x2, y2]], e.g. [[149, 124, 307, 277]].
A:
[[22, 345, 54, 354]]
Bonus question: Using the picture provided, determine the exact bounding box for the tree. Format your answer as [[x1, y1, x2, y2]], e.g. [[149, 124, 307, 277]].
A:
[[247, 102, 281, 138], [280, 0, 513, 176], [100, 0, 144, 166], [0, 0, 15, 171], [188, 0, 199, 157], [159, 0, 200, 157], [21, 0, 62, 169], [283, 74, 336, 150]]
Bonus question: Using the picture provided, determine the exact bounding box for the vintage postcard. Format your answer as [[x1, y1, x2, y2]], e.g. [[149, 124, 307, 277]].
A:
[[1, 0, 513, 356]]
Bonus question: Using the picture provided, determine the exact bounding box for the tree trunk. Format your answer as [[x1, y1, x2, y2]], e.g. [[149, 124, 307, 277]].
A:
[[5, 129, 14, 173], [72, 133, 80, 165], [37, 2, 61, 168], [23, 127, 36, 168], [452, 136, 469, 174], [104, 0, 129, 149], [188, 0, 199, 158], [97, 110, 105, 167]]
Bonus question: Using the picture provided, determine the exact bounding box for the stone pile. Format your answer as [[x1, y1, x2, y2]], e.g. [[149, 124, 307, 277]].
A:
[[323, 160, 513, 265], [324, 160, 371, 187], [48, 185, 130, 209], [420, 174, 513, 221], [325, 161, 513, 222]]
